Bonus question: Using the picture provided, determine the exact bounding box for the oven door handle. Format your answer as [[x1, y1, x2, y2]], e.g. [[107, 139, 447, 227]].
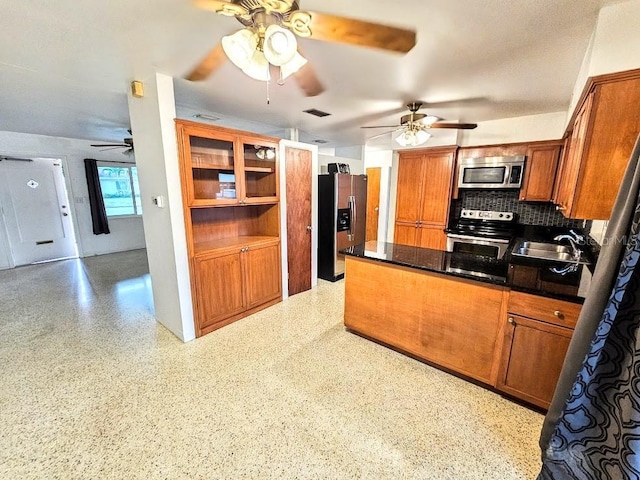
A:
[[446, 233, 511, 244]]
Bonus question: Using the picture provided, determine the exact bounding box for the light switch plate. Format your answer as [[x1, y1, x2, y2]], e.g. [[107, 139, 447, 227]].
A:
[[152, 195, 165, 208]]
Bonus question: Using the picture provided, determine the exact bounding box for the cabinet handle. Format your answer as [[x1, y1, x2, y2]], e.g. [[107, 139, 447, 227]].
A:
[[508, 317, 515, 324], [554, 310, 563, 318], [556, 205, 566, 211]]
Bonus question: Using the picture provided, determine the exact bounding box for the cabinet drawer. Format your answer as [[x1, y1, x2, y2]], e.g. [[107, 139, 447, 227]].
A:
[[508, 291, 581, 328]]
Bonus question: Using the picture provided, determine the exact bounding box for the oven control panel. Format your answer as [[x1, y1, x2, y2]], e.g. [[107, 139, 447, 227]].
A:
[[460, 209, 514, 222]]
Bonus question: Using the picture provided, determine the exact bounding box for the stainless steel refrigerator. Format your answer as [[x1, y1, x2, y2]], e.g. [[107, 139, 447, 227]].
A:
[[318, 173, 367, 281]]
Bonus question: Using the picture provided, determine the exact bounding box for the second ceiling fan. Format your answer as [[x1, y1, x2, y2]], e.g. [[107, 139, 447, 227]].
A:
[[186, 0, 417, 96], [362, 102, 478, 147]]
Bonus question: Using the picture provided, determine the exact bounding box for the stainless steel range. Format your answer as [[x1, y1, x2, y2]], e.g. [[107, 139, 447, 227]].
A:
[[445, 209, 517, 259]]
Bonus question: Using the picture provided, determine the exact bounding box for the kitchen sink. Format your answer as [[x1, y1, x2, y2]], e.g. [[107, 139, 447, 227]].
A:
[[511, 239, 590, 264]]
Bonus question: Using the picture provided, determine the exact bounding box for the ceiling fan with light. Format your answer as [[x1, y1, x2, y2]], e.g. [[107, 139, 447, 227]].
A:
[[362, 102, 478, 147], [90, 130, 135, 156], [186, 0, 417, 96]]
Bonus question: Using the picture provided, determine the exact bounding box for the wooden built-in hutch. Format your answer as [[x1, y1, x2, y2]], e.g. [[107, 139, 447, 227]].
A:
[[176, 120, 282, 337]]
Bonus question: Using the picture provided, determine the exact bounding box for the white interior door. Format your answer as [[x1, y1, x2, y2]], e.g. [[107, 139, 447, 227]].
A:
[[0, 157, 77, 266]]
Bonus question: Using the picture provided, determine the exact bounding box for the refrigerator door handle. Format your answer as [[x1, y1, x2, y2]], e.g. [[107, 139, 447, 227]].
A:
[[348, 195, 356, 241]]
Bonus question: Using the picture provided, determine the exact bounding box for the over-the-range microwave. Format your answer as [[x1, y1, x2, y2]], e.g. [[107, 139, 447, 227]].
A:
[[458, 155, 525, 189]]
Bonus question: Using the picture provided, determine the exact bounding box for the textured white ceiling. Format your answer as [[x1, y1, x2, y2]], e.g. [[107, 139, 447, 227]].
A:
[[0, 0, 623, 147]]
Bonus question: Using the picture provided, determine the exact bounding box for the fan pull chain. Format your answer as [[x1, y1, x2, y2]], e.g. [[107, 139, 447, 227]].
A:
[[266, 78, 270, 105]]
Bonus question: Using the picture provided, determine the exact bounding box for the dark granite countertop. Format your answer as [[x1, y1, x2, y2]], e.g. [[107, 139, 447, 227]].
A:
[[342, 241, 591, 304]]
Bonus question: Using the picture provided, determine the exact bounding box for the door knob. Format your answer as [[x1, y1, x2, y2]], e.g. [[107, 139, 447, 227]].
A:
[[374, 207, 379, 212], [306, 225, 312, 231], [508, 317, 515, 324]]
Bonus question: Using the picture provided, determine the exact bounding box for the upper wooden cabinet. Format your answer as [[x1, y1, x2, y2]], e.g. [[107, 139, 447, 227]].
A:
[[520, 141, 562, 202], [394, 146, 456, 250], [553, 70, 640, 219], [177, 120, 279, 207]]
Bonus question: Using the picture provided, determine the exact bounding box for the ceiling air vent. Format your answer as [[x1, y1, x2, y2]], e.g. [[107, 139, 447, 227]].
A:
[[313, 139, 329, 144], [303, 108, 331, 118]]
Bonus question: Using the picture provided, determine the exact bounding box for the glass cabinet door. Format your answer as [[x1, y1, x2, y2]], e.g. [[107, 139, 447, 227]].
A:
[[189, 136, 237, 204], [242, 143, 277, 202]]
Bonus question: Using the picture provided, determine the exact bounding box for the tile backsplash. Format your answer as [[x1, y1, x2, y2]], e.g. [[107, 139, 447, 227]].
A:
[[453, 190, 588, 229]]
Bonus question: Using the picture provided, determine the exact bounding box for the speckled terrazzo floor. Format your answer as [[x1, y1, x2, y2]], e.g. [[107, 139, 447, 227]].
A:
[[0, 249, 544, 479]]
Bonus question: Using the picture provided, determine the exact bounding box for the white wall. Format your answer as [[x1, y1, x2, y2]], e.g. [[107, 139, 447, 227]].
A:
[[589, 0, 640, 77], [318, 153, 365, 175], [0, 131, 146, 267], [569, 0, 640, 120], [128, 72, 195, 342], [458, 112, 567, 146]]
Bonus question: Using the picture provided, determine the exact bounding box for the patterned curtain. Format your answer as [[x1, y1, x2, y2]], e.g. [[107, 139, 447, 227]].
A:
[[539, 137, 640, 479]]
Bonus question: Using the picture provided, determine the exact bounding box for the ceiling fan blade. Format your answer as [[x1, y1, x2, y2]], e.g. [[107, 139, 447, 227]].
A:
[[299, 11, 416, 53], [428, 122, 478, 130], [361, 125, 402, 129], [91, 144, 129, 147], [99, 146, 128, 152], [367, 130, 397, 141], [192, 0, 249, 16], [293, 61, 325, 97], [186, 43, 227, 81]]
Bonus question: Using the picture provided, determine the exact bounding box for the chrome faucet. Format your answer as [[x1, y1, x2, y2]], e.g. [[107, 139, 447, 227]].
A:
[[554, 231, 583, 261]]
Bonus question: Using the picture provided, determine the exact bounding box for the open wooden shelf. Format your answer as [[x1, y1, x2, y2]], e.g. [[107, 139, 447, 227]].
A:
[[192, 164, 235, 171], [193, 235, 279, 256], [244, 166, 274, 173]]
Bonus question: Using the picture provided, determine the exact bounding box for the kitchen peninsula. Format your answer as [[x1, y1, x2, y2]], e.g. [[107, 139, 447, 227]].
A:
[[343, 241, 585, 409]]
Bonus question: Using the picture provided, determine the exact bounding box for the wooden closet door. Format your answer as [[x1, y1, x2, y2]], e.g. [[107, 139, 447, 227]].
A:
[[395, 155, 424, 224]]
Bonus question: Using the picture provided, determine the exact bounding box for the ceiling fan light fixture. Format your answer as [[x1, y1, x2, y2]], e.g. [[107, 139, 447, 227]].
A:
[[221, 28, 259, 70], [395, 128, 431, 147], [279, 52, 308, 82], [263, 25, 298, 66], [242, 49, 271, 82], [255, 146, 276, 160]]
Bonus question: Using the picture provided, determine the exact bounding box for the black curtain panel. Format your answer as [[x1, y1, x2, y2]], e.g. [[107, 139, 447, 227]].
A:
[[84, 158, 110, 235], [538, 135, 640, 478]]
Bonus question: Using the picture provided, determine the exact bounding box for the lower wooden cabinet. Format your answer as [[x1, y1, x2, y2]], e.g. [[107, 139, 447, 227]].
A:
[[344, 256, 505, 384], [195, 250, 245, 328], [496, 292, 580, 409], [244, 243, 282, 308], [394, 222, 447, 250], [497, 315, 573, 409], [194, 241, 282, 335]]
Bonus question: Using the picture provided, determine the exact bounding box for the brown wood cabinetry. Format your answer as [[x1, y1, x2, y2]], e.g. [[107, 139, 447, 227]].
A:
[[194, 241, 281, 332], [394, 147, 456, 250], [497, 291, 581, 409], [344, 256, 507, 384], [554, 70, 640, 219], [176, 120, 282, 337], [520, 142, 562, 202], [177, 120, 279, 207]]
